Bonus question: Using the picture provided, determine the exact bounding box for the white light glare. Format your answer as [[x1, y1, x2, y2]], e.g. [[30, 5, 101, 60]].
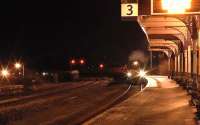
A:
[[162, 0, 192, 14], [126, 72, 132, 78], [138, 70, 147, 78]]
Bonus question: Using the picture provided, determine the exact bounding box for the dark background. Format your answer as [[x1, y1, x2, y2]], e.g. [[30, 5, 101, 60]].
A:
[[0, 0, 148, 71]]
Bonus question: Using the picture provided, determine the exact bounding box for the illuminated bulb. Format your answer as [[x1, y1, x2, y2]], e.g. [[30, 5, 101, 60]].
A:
[[99, 64, 104, 69], [71, 59, 76, 64], [80, 59, 85, 64], [15, 63, 22, 69], [1, 69, 9, 78], [162, 0, 192, 14]]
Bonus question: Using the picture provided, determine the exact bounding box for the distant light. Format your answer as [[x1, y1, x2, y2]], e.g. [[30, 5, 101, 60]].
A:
[[70, 59, 76, 65], [126, 72, 132, 78], [99, 64, 104, 69], [1, 69, 10, 78], [42, 72, 48, 76], [15, 63, 22, 69], [80, 59, 85, 64], [162, 0, 192, 14], [133, 61, 139, 66], [138, 70, 147, 78]]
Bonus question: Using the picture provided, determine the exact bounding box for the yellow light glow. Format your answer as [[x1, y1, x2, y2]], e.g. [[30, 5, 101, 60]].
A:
[[162, 0, 192, 14], [15, 63, 22, 69], [138, 70, 147, 78], [1, 69, 10, 78]]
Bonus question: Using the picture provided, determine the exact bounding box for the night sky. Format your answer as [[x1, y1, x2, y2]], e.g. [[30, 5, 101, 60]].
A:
[[0, 0, 148, 71]]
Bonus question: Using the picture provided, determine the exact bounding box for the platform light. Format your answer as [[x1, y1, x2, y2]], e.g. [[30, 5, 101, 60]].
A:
[[15, 63, 22, 69], [162, 0, 192, 14], [14, 62, 25, 77], [1, 69, 10, 78]]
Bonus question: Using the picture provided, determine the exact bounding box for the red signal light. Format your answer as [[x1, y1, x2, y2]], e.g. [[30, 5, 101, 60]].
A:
[[80, 59, 85, 64], [99, 64, 104, 69], [70, 59, 76, 65]]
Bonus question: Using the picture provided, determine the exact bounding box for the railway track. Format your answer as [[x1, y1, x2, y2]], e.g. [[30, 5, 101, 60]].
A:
[[1, 80, 144, 125], [0, 80, 108, 125], [36, 83, 136, 125], [0, 80, 103, 107]]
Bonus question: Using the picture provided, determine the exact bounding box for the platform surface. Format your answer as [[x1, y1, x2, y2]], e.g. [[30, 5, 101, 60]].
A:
[[83, 76, 196, 125]]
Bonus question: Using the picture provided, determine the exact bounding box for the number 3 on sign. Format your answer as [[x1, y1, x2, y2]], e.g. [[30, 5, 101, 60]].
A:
[[127, 5, 133, 15], [121, 3, 138, 17]]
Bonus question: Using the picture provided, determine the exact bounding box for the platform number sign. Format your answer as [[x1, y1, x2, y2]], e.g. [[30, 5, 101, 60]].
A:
[[121, 3, 138, 17]]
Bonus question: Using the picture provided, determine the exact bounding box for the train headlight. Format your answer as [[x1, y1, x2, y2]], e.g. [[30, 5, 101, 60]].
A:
[[138, 70, 146, 78]]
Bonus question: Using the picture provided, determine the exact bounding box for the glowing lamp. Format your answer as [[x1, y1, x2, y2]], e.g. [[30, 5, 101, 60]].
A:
[[162, 0, 192, 14], [70, 59, 76, 65], [80, 59, 85, 64], [15, 63, 22, 69], [1, 69, 10, 78], [99, 64, 104, 69]]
